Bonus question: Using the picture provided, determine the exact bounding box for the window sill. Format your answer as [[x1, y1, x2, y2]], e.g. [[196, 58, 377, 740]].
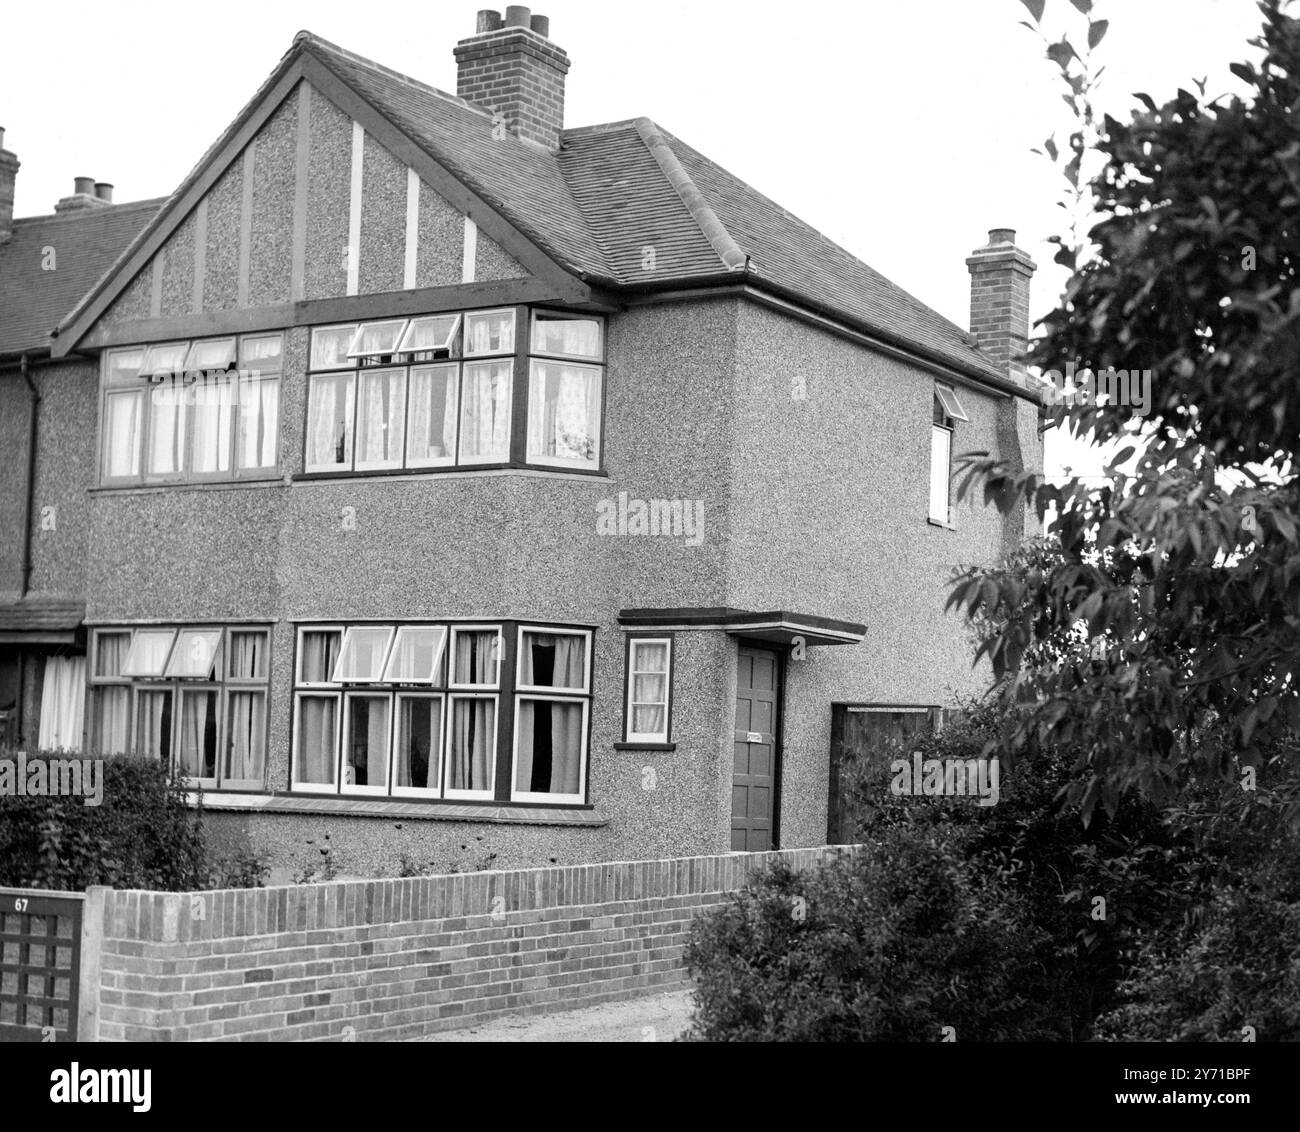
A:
[[292, 465, 608, 485], [926, 517, 957, 531], [186, 791, 608, 826], [90, 476, 287, 495], [612, 741, 677, 751]]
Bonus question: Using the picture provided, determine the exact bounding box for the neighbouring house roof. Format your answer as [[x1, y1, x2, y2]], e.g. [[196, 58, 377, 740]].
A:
[[0, 597, 85, 643], [47, 31, 1008, 389], [0, 199, 164, 358]]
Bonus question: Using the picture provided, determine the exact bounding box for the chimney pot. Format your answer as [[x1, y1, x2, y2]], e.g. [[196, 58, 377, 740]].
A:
[[476, 9, 502, 32], [95, 182, 114, 203], [0, 128, 17, 243], [0, 127, 6, 151], [530, 13, 549, 36], [505, 5, 531, 28], [988, 227, 1017, 245], [74, 176, 95, 196]]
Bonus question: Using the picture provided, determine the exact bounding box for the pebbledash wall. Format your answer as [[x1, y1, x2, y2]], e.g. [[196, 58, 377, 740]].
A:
[[81, 845, 856, 1041]]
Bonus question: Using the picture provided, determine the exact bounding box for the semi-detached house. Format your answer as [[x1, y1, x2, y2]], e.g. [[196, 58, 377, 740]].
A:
[[0, 8, 1042, 876]]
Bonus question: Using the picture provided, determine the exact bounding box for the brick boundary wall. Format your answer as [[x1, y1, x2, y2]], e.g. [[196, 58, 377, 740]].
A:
[[77, 845, 860, 1041]]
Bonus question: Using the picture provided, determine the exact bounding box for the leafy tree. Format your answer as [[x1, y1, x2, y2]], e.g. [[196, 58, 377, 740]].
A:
[[954, 0, 1300, 826]]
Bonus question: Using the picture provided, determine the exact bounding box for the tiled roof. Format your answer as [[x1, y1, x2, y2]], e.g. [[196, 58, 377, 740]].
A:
[[0, 597, 85, 632], [0, 199, 163, 357]]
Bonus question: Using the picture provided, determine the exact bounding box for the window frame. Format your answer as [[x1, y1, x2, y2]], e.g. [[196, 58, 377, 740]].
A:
[[929, 388, 956, 526], [623, 635, 673, 745]]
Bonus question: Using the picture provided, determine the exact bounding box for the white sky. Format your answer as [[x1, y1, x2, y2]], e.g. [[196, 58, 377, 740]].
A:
[[1, 0, 1266, 477]]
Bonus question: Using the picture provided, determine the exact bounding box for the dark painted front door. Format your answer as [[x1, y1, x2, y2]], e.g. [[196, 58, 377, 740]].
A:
[[732, 645, 780, 851]]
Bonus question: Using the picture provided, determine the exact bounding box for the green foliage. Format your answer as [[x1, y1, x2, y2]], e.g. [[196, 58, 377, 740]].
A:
[[0, 750, 209, 891], [953, 1, 1300, 827]]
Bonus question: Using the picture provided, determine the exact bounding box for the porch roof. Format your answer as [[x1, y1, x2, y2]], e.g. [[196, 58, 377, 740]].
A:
[[616, 606, 865, 647]]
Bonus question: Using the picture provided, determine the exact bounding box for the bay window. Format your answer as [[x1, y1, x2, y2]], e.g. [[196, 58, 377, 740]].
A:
[[89, 625, 270, 789], [291, 621, 592, 805], [303, 306, 604, 476], [99, 333, 282, 485]]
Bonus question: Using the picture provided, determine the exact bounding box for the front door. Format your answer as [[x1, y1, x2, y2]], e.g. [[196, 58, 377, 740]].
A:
[[732, 645, 781, 851]]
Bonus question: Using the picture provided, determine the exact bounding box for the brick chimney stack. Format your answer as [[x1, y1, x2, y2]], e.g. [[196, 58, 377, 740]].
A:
[[55, 176, 112, 214], [0, 128, 19, 243], [966, 228, 1036, 384], [454, 7, 569, 150]]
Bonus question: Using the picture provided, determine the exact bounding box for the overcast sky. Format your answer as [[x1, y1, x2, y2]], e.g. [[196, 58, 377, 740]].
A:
[[1, 0, 1268, 475]]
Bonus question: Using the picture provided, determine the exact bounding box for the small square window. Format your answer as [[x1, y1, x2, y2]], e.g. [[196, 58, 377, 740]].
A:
[[397, 315, 461, 354], [183, 338, 236, 374], [106, 348, 145, 387], [518, 629, 589, 692], [141, 342, 189, 379], [333, 626, 395, 682], [451, 628, 500, 687], [121, 629, 177, 677], [935, 383, 969, 422], [228, 631, 269, 680], [347, 320, 409, 359], [311, 326, 355, 370], [464, 309, 516, 356], [531, 313, 602, 359], [239, 334, 283, 373], [164, 629, 222, 678]]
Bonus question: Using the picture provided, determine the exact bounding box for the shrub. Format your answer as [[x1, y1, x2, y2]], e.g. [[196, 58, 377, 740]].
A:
[[683, 833, 1060, 1042], [0, 749, 209, 891]]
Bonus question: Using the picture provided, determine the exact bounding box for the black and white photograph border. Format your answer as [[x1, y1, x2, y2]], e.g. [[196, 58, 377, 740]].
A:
[[0, 0, 1295, 1104]]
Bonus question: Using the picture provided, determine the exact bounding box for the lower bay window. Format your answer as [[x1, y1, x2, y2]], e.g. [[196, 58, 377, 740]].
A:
[[89, 625, 270, 789], [292, 621, 592, 805]]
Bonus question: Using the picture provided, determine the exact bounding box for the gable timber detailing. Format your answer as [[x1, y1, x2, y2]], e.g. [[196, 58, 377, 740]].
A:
[[52, 44, 590, 358]]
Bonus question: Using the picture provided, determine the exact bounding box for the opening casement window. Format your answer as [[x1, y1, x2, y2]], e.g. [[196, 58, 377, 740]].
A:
[[291, 621, 593, 805], [624, 637, 672, 743], [929, 382, 969, 525], [99, 334, 282, 485], [303, 306, 604, 476], [88, 626, 270, 789]]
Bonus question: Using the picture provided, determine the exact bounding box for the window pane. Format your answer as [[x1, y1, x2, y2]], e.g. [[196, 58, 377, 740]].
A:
[[306, 373, 355, 471], [103, 391, 142, 479], [295, 695, 337, 785], [447, 697, 495, 792], [531, 313, 601, 359], [147, 378, 187, 476], [929, 425, 951, 523], [632, 672, 666, 704], [236, 377, 279, 470], [333, 627, 394, 682], [383, 626, 447, 683], [355, 368, 406, 468], [134, 690, 172, 761], [344, 695, 390, 789], [398, 315, 461, 354], [519, 631, 587, 690], [395, 697, 442, 790], [300, 631, 341, 682], [226, 691, 266, 783], [515, 700, 583, 797], [459, 361, 511, 463], [229, 631, 268, 680], [452, 630, 499, 686], [191, 374, 235, 475], [632, 641, 669, 675], [92, 687, 129, 755], [347, 320, 408, 358], [94, 632, 131, 678], [527, 361, 600, 466], [178, 689, 218, 779], [935, 383, 969, 422], [240, 334, 282, 374], [122, 630, 176, 677], [165, 630, 222, 678], [631, 704, 666, 735], [184, 338, 236, 374], [464, 310, 515, 356], [106, 348, 144, 387], [406, 364, 458, 465], [141, 342, 188, 378], [311, 326, 354, 370]]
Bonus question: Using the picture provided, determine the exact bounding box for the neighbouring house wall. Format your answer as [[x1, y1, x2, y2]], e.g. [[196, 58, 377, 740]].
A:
[[86, 845, 857, 1041], [728, 303, 1021, 848]]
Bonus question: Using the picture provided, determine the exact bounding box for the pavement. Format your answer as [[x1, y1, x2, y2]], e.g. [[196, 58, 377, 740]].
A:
[[415, 988, 695, 1042]]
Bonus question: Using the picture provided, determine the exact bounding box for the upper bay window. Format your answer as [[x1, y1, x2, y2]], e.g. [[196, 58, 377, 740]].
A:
[[304, 307, 604, 476], [99, 333, 282, 485]]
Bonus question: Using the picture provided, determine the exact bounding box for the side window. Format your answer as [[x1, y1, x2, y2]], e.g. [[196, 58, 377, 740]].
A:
[[624, 637, 672, 744], [929, 383, 968, 525]]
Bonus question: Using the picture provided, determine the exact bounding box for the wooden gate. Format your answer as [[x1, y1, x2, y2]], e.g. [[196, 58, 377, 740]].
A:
[[0, 889, 83, 1042]]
